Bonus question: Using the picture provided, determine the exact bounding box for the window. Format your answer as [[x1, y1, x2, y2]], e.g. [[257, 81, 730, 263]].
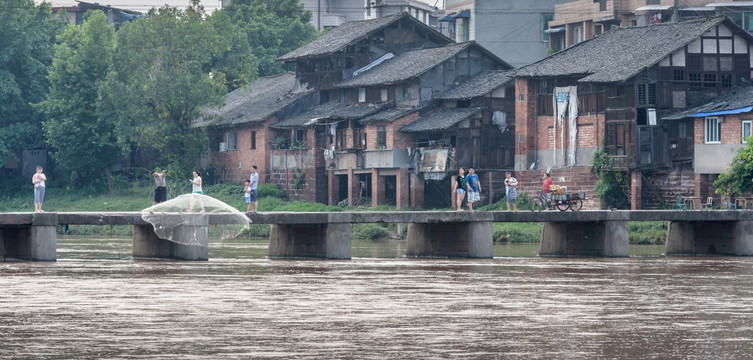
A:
[[250, 131, 256, 150], [705, 117, 721, 143], [542, 13, 554, 42], [573, 26, 584, 45], [637, 83, 656, 106], [296, 129, 305, 142], [358, 88, 366, 103], [226, 132, 238, 151], [381, 88, 388, 102], [673, 69, 684, 81], [376, 126, 387, 148], [743, 120, 752, 143]]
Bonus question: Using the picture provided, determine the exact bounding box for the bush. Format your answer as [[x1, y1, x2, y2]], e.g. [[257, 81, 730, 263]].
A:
[[629, 221, 667, 245], [257, 183, 285, 199], [352, 223, 390, 240], [275, 201, 341, 212], [492, 222, 542, 243]]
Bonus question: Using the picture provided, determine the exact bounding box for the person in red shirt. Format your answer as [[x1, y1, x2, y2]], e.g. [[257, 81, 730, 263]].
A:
[[542, 173, 554, 203]]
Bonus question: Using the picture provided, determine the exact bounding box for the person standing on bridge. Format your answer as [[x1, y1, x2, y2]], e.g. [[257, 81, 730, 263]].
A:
[[505, 171, 518, 211], [187, 170, 205, 213], [248, 165, 259, 214], [466, 167, 481, 212], [152, 169, 167, 205], [32, 165, 47, 213], [452, 167, 467, 211]]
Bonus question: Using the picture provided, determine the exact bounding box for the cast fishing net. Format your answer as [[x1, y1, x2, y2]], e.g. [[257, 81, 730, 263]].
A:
[[141, 194, 251, 246]]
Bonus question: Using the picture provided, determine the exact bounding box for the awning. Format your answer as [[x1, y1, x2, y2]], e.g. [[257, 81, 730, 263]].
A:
[[690, 106, 753, 117], [635, 5, 673, 12], [545, 27, 565, 33], [706, 2, 753, 8]]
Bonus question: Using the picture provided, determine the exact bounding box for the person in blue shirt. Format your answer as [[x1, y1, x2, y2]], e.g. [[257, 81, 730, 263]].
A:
[[466, 167, 481, 212], [248, 165, 259, 213]]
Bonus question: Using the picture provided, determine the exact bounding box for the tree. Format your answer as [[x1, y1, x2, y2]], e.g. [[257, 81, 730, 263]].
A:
[[102, 0, 255, 177], [0, 0, 63, 165], [39, 11, 125, 190], [220, 0, 318, 77], [713, 136, 753, 196], [591, 148, 630, 209]]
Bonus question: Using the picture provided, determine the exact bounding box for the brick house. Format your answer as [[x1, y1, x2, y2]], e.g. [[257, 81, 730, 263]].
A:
[[664, 85, 753, 202], [513, 17, 753, 209], [199, 72, 316, 185]]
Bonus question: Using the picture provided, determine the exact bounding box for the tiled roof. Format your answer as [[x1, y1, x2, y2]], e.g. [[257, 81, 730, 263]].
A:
[[664, 85, 753, 120], [436, 70, 513, 100], [197, 73, 313, 127], [272, 101, 391, 128], [336, 42, 479, 88], [360, 106, 421, 124], [515, 17, 731, 83], [278, 12, 450, 61], [400, 107, 482, 132]]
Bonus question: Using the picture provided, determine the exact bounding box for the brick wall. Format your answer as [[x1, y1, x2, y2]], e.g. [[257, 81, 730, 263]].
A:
[[641, 169, 697, 209], [516, 166, 600, 209], [211, 119, 275, 184], [695, 115, 747, 145]]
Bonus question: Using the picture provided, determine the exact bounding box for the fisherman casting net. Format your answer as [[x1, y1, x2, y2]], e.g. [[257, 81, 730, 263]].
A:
[[141, 194, 251, 246]]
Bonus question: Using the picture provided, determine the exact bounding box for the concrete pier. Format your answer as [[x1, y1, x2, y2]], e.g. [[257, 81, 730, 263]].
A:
[[403, 212, 494, 258], [268, 223, 352, 259], [0, 213, 57, 261], [665, 220, 753, 256], [133, 214, 209, 260], [406, 221, 493, 258], [539, 221, 629, 257]]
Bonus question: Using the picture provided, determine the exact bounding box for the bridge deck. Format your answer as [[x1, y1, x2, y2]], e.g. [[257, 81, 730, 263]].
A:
[[2, 210, 753, 226]]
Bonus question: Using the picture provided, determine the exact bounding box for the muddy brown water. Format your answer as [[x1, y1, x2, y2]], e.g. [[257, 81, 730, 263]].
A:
[[1, 237, 751, 359]]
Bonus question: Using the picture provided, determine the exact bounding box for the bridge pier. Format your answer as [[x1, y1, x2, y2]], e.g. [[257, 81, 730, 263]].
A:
[[133, 215, 209, 260], [539, 221, 629, 257], [268, 223, 351, 259], [0, 213, 57, 261], [406, 221, 493, 258], [666, 220, 753, 256]]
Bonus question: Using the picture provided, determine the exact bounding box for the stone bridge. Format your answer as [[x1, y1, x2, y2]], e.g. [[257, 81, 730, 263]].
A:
[[1, 210, 752, 261]]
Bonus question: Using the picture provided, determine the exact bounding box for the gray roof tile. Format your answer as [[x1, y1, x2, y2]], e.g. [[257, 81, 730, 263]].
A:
[[360, 106, 421, 124], [400, 107, 482, 132], [273, 101, 391, 128], [664, 85, 753, 120], [278, 13, 449, 61], [336, 42, 476, 88], [436, 70, 513, 100], [515, 17, 731, 83], [198, 73, 313, 127]]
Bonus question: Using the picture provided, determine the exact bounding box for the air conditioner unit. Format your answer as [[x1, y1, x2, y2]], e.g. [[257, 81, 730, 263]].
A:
[[219, 142, 228, 153]]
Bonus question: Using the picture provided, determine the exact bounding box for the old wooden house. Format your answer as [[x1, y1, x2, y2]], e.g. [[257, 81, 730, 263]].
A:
[[513, 16, 753, 209]]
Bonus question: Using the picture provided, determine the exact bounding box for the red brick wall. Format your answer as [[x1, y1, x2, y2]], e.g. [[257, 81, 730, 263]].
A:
[[694, 115, 749, 145], [364, 112, 419, 150], [641, 169, 697, 209], [211, 119, 275, 184], [515, 167, 601, 209]]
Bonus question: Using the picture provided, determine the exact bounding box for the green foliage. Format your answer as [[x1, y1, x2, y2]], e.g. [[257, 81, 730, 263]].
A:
[[39, 11, 125, 190], [713, 137, 753, 195], [274, 201, 341, 212], [591, 148, 630, 209], [492, 222, 542, 243], [257, 183, 285, 199], [0, 0, 64, 164], [292, 171, 306, 190], [219, 0, 319, 77], [478, 192, 531, 211], [628, 221, 667, 245], [352, 223, 390, 241], [102, 1, 255, 179]]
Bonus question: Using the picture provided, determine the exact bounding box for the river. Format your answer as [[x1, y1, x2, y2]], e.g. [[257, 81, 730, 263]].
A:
[[1, 236, 752, 359]]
